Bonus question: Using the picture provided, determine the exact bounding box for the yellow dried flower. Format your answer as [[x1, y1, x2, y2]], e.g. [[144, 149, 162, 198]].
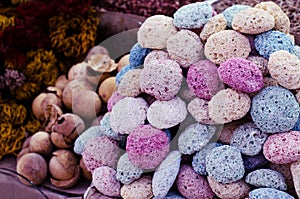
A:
[[14, 81, 39, 101], [24, 118, 41, 135], [0, 14, 15, 31], [11, 0, 31, 5], [0, 102, 27, 125], [49, 8, 99, 58], [0, 123, 25, 159]]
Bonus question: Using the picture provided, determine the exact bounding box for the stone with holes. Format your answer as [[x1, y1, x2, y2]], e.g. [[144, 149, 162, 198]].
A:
[[187, 60, 224, 100], [116, 153, 143, 185], [245, 169, 287, 190], [254, 30, 294, 59], [93, 166, 121, 197], [82, 136, 119, 172], [126, 124, 169, 169], [250, 86, 300, 133], [268, 50, 300, 90], [121, 176, 153, 199], [147, 97, 187, 129], [140, 59, 183, 101], [204, 30, 251, 65], [249, 188, 294, 199], [218, 57, 263, 93], [206, 145, 245, 183], [152, 150, 181, 198], [192, 142, 222, 175], [178, 123, 217, 155], [167, 30, 204, 68], [173, 2, 213, 29], [230, 122, 268, 156], [110, 97, 148, 134], [208, 88, 251, 124], [129, 43, 152, 67], [176, 165, 214, 199], [263, 131, 300, 164], [232, 8, 275, 34], [222, 4, 251, 28]]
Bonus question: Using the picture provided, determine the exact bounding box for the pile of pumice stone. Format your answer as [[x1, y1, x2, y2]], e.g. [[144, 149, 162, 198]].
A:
[[79, 1, 300, 199]]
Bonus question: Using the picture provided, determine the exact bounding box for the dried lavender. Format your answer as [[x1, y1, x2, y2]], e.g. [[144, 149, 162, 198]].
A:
[[1, 69, 26, 93]]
